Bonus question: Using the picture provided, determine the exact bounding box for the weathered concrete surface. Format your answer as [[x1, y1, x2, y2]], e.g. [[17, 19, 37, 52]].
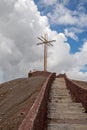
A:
[[47, 78, 87, 130]]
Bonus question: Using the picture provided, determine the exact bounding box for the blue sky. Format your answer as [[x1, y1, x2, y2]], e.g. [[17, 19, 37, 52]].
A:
[[34, 0, 87, 53], [0, 0, 87, 82]]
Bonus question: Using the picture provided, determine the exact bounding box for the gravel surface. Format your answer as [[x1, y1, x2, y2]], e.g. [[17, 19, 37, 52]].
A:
[[72, 80, 87, 90], [0, 76, 47, 130]]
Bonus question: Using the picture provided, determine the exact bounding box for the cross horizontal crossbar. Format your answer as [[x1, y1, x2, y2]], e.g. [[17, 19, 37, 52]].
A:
[[37, 42, 53, 46], [38, 37, 44, 42], [37, 42, 51, 46], [37, 36, 56, 46], [41, 36, 56, 43]]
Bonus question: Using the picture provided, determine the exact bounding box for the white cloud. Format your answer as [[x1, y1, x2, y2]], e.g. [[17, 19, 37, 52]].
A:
[[47, 2, 87, 28], [64, 29, 78, 41], [66, 41, 87, 80], [0, 0, 50, 82], [47, 4, 77, 25], [67, 69, 87, 81], [66, 27, 83, 34], [0, 0, 87, 83], [38, 0, 57, 6], [39, 0, 70, 6], [75, 41, 87, 65]]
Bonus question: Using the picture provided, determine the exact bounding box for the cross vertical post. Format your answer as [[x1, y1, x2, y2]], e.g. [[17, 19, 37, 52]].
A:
[[44, 34, 47, 71], [37, 34, 56, 72]]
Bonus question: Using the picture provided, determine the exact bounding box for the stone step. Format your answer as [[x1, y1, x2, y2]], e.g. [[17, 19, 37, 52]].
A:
[[50, 96, 71, 99], [50, 92, 69, 95], [51, 86, 68, 88], [48, 103, 84, 111], [51, 99, 72, 103], [50, 95, 71, 98], [52, 83, 67, 87], [48, 112, 87, 120], [48, 104, 85, 111], [50, 91, 70, 95], [47, 123, 87, 130], [48, 101, 83, 107], [51, 86, 67, 89], [50, 89, 70, 94], [47, 78, 87, 130], [48, 109, 85, 114]]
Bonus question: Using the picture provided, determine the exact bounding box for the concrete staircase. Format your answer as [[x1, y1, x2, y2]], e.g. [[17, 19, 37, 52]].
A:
[[47, 78, 87, 130]]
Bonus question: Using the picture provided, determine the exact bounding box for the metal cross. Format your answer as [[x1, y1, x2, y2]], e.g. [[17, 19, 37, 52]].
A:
[[37, 34, 56, 72]]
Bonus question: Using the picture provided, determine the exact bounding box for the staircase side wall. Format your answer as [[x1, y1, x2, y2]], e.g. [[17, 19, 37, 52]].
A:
[[18, 72, 56, 130], [65, 76, 87, 112]]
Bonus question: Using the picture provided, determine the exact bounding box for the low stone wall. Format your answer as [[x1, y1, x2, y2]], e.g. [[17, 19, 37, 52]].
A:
[[65, 75, 87, 112], [18, 72, 56, 130], [28, 71, 51, 77]]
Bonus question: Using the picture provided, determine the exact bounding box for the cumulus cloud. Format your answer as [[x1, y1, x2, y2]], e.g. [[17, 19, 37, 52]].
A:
[[39, 0, 57, 6], [0, 0, 87, 83], [66, 27, 83, 34], [39, 0, 69, 6], [0, 0, 50, 82], [75, 41, 87, 65], [47, 1, 87, 28], [47, 4, 77, 25], [67, 41, 87, 80], [64, 29, 78, 41]]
